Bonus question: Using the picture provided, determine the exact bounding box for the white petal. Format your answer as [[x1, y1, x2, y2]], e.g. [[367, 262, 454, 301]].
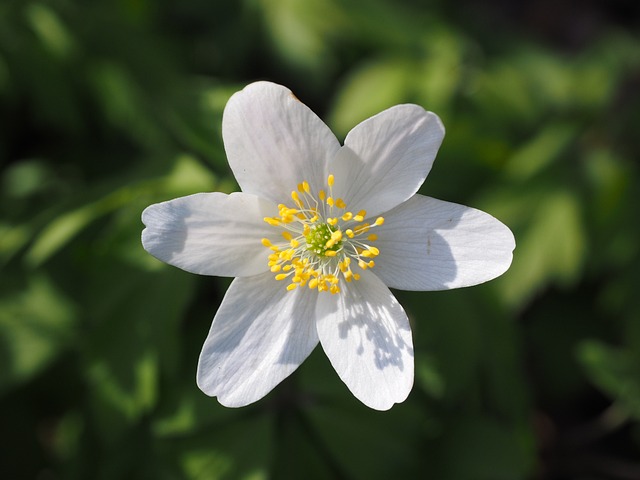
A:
[[315, 270, 414, 410], [373, 194, 516, 291], [197, 272, 319, 407], [142, 192, 278, 277], [223, 81, 341, 204], [330, 105, 444, 217]]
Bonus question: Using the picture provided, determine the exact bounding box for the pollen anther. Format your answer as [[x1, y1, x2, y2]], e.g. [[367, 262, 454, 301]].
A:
[[262, 174, 381, 294]]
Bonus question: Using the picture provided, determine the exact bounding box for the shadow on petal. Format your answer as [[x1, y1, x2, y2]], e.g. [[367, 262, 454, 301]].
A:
[[318, 270, 413, 373], [142, 199, 189, 259], [374, 194, 514, 291], [337, 287, 413, 371]]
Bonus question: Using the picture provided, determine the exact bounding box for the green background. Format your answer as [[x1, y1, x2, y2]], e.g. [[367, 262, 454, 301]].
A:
[[2, 0, 640, 478]]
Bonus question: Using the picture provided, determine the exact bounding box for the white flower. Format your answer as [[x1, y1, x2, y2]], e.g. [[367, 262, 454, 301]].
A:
[[141, 81, 515, 410]]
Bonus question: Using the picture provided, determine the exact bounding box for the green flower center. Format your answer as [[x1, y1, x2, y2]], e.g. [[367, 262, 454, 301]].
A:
[[306, 223, 342, 256]]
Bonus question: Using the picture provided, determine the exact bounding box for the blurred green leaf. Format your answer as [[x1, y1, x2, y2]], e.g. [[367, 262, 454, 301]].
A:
[[584, 149, 632, 227], [485, 189, 586, 306], [578, 340, 640, 420], [88, 60, 165, 148], [25, 153, 217, 267], [416, 352, 445, 399], [256, 0, 346, 72], [402, 289, 484, 401], [0, 274, 76, 392], [472, 61, 539, 124], [163, 80, 235, 166], [503, 123, 578, 181], [1, 159, 54, 199], [0, 223, 31, 266], [160, 411, 273, 480], [25, 3, 76, 59], [26, 200, 112, 268], [330, 57, 414, 135], [83, 264, 195, 441], [414, 29, 465, 112]]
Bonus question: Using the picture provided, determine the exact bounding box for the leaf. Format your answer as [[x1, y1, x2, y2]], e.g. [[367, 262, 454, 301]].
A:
[[157, 409, 273, 480], [503, 123, 578, 181], [577, 340, 640, 419], [255, 0, 346, 72], [414, 29, 465, 112], [482, 188, 586, 307], [0, 274, 76, 392], [25, 3, 76, 59], [329, 57, 414, 136], [82, 265, 195, 441], [25, 154, 217, 267], [87, 60, 164, 148], [0, 223, 31, 266]]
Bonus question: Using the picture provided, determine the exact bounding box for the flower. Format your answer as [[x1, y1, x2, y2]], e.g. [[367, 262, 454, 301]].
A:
[[141, 81, 515, 410]]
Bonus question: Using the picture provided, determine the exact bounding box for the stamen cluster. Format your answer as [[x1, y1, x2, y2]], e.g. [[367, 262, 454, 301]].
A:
[[261, 175, 384, 294]]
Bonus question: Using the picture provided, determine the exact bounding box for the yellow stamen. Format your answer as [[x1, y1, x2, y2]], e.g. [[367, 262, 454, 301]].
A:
[[353, 210, 367, 222], [261, 174, 382, 294], [354, 224, 370, 235]]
